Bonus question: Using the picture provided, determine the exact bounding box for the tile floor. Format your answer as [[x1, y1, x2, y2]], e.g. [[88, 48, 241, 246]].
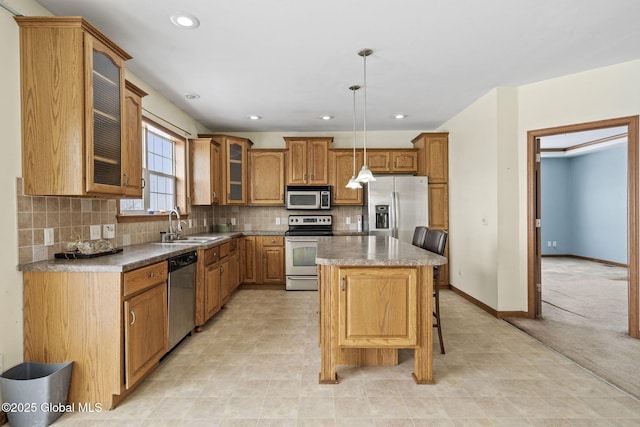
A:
[[55, 289, 640, 426]]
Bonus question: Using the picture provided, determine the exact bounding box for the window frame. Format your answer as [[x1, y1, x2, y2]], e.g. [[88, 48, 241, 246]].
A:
[[117, 117, 189, 223]]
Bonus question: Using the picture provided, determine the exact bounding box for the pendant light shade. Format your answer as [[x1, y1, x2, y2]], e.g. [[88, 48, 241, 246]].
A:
[[356, 48, 376, 183], [346, 85, 362, 189]]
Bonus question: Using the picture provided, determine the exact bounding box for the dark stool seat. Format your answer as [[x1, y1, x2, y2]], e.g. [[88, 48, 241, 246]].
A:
[[412, 226, 428, 247]]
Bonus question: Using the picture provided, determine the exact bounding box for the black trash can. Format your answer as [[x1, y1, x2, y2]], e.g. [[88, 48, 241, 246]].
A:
[[0, 361, 73, 427]]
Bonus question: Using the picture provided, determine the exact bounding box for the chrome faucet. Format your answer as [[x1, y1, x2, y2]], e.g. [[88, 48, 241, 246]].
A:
[[167, 206, 182, 240]]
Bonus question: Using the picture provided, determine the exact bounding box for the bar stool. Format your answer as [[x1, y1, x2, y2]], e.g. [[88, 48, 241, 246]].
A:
[[421, 229, 448, 354], [412, 226, 428, 247]]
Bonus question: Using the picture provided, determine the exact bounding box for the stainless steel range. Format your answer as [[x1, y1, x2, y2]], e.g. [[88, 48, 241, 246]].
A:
[[284, 214, 333, 291]]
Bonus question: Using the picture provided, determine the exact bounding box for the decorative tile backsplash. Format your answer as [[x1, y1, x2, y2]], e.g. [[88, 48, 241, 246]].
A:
[[16, 177, 366, 265]]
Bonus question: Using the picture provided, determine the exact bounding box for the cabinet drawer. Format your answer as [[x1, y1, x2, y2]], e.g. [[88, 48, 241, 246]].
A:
[[204, 246, 220, 265], [124, 262, 168, 297], [219, 242, 231, 258], [261, 236, 284, 246]]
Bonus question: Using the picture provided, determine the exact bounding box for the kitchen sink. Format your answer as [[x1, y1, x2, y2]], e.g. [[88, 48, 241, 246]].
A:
[[154, 236, 226, 245]]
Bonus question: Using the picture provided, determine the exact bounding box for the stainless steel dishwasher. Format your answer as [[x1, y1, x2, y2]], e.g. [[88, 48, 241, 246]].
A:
[[167, 251, 198, 350]]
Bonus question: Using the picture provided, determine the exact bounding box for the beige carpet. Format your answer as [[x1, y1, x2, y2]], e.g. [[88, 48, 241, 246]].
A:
[[504, 257, 640, 399]]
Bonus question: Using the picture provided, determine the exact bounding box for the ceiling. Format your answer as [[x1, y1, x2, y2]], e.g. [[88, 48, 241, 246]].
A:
[[540, 126, 628, 158], [30, 0, 640, 133]]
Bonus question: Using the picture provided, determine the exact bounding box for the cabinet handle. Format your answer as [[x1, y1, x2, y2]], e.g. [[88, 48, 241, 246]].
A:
[[123, 173, 129, 186], [341, 277, 345, 291], [212, 192, 216, 199], [271, 238, 276, 243], [141, 178, 146, 189], [129, 310, 136, 326]]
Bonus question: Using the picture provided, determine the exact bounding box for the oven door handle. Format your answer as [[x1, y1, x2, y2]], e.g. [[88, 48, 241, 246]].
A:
[[286, 276, 318, 280], [285, 238, 318, 243]]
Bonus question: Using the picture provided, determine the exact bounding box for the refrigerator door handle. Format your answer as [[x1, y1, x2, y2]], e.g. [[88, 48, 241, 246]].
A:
[[392, 191, 399, 238]]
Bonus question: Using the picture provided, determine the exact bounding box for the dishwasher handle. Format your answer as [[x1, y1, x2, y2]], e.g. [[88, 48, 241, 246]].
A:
[[168, 251, 198, 272]]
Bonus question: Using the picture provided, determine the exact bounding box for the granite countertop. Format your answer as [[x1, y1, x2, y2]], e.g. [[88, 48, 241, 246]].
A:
[[18, 230, 283, 273], [316, 235, 448, 267]]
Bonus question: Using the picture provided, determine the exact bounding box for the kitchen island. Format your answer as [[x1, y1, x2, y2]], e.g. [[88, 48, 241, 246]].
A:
[[316, 235, 447, 384]]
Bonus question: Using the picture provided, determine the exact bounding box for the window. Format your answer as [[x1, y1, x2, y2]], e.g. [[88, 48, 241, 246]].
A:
[[120, 121, 186, 216]]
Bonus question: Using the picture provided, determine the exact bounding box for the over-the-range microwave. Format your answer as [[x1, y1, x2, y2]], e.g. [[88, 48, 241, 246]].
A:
[[286, 185, 332, 210]]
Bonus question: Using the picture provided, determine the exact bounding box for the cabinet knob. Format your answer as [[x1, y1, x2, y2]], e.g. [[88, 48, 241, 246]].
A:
[[129, 310, 136, 326], [148, 272, 155, 278]]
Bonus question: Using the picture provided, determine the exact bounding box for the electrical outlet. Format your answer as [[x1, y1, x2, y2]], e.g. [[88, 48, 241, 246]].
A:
[[275, 217, 281, 225], [44, 228, 54, 246], [188, 219, 193, 228], [102, 224, 115, 239], [204, 219, 208, 226], [547, 241, 552, 247], [90, 225, 101, 240], [552, 241, 557, 247], [231, 218, 236, 226], [345, 217, 351, 224]]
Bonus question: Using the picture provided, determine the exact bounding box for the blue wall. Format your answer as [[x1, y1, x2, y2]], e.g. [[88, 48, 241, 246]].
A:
[[541, 144, 627, 264]]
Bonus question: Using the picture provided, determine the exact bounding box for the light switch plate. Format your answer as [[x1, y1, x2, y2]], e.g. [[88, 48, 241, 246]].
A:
[[44, 228, 54, 246], [103, 224, 115, 239], [90, 225, 101, 240]]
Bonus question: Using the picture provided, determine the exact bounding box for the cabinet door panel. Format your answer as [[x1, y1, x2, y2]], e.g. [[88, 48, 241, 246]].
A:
[[330, 150, 363, 205], [124, 283, 167, 388], [262, 247, 284, 283], [338, 268, 417, 347], [243, 236, 258, 283], [367, 152, 391, 172], [249, 151, 285, 205], [308, 140, 329, 184], [205, 263, 221, 319], [287, 140, 308, 184], [392, 151, 418, 173], [428, 184, 448, 229]]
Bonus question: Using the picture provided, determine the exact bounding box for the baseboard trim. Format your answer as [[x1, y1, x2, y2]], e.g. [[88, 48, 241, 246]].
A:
[[542, 254, 628, 268], [449, 285, 530, 319]]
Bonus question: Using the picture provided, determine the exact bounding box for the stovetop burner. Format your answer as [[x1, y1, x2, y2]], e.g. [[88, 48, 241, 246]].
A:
[[285, 214, 333, 236]]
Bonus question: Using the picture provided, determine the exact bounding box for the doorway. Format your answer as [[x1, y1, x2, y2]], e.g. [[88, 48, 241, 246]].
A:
[[527, 116, 639, 338]]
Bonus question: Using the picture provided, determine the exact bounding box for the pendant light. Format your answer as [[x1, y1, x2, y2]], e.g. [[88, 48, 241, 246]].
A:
[[355, 48, 376, 183], [346, 85, 362, 189]]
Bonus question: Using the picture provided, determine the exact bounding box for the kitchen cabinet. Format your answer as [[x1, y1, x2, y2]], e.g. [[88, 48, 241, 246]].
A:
[[23, 261, 168, 409], [243, 236, 259, 284], [366, 149, 418, 174], [260, 236, 285, 284], [284, 137, 332, 185], [412, 133, 448, 183], [190, 137, 221, 205], [15, 16, 134, 197], [412, 132, 449, 288], [195, 238, 240, 328], [242, 236, 285, 285], [198, 135, 253, 205], [337, 267, 418, 347], [329, 149, 364, 205], [248, 150, 285, 205], [122, 81, 147, 197], [123, 263, 168, 388]]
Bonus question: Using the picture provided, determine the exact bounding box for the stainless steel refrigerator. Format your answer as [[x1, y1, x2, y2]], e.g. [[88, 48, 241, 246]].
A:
[[366, 176, 429, 244]]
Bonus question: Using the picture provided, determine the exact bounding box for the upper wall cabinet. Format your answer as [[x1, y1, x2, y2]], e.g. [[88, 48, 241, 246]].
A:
[[284, 137, 332, 185], [366, 149, 418, 174], [122, 81, 147, 197], [15, 17, 134, 197], [190, 137, 221, 205], [248, 150, 286, 205], [199, 134, 253, 205], [411, 132, 448, 183]]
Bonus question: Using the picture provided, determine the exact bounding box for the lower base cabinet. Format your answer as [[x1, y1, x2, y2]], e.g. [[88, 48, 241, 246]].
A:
[[242, 236, 285, 285], [22, 261, 169, 409], [196, 238, 240, 328]]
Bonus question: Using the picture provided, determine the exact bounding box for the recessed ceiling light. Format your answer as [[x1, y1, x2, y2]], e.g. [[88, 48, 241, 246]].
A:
[[248, 115, 262, 120], [320, 115, 334, 121], [394, 114, 407, 119], [185, 93, 200, 100], [170, 13, 200, 29]]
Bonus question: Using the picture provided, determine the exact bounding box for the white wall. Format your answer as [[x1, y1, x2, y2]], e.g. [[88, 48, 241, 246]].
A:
[[439, 59, 640, 312]]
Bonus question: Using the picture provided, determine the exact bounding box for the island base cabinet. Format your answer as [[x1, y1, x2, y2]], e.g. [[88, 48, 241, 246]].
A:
[[319, 264, 434, 385]]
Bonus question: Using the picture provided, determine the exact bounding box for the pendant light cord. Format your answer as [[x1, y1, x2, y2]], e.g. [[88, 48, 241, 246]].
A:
[[362, 53, 368, 163]]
